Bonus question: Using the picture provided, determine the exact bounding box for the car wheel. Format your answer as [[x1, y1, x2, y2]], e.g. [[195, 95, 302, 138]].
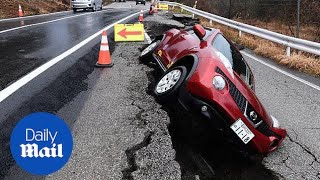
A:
[[92, 5, 96, 12], [139, 40, 160, 63], [73, 8, 77, 13], [100, 4, 103, 10], [154, 66, 187, 101]]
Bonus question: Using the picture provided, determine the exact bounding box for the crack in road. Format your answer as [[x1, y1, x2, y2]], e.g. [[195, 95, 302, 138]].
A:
[[287, 133, 320, 175], [121, 131, 154, 180], [282, 155, 296, 173]]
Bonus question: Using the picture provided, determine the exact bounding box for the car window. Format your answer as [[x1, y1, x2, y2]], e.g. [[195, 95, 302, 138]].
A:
[[212, 34, 254, 89]]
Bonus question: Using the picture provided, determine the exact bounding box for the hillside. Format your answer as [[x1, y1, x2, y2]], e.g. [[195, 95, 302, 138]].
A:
[[0, 0, 70, 19], [177, 0, 320, 42], [0, 0, 112, 19]]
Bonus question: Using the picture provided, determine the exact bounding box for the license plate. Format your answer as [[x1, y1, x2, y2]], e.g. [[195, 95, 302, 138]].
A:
[[230, 119, 255, 144]]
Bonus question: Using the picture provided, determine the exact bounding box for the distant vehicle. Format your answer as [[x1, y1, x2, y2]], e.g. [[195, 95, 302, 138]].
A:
[[71, 0, 103, 12], [136, 0, 146, 5], [140, 24, 287, 157], [116, 0, 126, 2]]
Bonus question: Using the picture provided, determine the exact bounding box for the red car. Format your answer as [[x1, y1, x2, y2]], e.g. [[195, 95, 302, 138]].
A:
[[140, 24, 286, 156]]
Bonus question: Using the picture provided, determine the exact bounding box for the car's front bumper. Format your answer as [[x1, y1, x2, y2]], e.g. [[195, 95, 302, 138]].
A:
[[177, 85, 286, 155], [71, 2, 92, 9]]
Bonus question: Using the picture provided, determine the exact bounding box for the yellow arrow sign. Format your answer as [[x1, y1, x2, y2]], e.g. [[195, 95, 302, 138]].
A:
[[158, 4, 169, 10], [114, 24, 145, 42]]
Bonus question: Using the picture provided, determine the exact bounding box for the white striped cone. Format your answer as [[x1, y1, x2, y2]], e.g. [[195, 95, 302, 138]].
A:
[[18, 4, 23, 17], [96, 31, 113, 67]]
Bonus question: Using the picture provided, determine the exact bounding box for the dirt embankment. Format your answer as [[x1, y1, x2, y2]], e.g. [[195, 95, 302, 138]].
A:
[[0, 0, 112, 19], [0, 0, 70, 19]]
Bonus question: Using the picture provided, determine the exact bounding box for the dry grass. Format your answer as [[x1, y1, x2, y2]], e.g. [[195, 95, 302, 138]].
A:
[[169, 6, 320, 77], [200, 18, 320, 77], [0, 0, 70, 18], [235, 18, 320, 43], [0, 0, 113, 19]]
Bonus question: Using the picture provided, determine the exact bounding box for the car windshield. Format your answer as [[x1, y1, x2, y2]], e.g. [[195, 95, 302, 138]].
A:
[[212, 34, 254, 89]]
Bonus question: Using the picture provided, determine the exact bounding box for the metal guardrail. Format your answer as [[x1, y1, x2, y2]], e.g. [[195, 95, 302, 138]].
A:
[[162, 1, 320, 56]]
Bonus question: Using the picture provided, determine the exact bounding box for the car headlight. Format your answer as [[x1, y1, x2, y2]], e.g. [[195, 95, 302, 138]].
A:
[[212, 76, 226, 91]]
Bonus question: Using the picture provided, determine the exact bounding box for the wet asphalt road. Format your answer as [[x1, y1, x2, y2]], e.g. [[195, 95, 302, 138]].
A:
[[0, 3, 147, 91]]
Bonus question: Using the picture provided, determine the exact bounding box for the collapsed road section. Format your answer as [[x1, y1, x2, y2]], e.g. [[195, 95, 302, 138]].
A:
[[143, 11, 281, 180]]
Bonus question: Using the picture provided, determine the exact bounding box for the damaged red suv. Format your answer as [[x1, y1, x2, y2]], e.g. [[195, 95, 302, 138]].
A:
[[140, 24, 286, 156]]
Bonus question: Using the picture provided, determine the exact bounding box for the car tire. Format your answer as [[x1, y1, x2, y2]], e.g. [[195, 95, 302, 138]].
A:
[[73, 8, 77, 13], [92, 5, 96, 12], [139, 40, 160, 63], [154, 66, 187, 102]]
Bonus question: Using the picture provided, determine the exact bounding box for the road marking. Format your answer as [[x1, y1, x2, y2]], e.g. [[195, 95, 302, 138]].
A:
[[241, 51, 320, 91], [0, 10, 108, 34], [145, 32, 152, 44], [0, 10, 145, 103]]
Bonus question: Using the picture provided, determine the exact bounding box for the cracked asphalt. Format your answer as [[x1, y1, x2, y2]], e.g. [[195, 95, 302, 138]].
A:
[[243, 50, 320, 179], [3, 36, 180, 179]]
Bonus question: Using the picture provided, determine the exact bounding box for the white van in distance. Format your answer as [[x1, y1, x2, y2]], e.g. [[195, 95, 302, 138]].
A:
[[71, 0, 103, 12]]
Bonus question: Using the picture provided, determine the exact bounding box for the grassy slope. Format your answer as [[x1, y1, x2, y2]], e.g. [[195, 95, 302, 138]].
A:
[[0, 0, 113, 19]]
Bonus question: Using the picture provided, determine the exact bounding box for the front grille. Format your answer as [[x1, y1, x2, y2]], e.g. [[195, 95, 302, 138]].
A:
[[256, 121, 281, 139], [216, 67, 279, 138], [216, 67, 246, 113]]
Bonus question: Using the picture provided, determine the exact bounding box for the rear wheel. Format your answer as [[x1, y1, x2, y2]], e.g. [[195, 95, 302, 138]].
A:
[[154, 66, 187, 102], [73, 8, 77, 12]]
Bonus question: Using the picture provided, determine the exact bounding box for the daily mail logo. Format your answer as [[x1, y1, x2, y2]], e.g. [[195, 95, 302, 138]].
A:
[[10, 113, 73, 175], [20, 129, 63, 158]]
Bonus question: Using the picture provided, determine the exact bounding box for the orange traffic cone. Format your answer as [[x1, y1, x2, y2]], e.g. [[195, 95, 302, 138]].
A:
[[18, 4, 23, 17], [95, 31, 113, 68], [138, 10, 144, 22]]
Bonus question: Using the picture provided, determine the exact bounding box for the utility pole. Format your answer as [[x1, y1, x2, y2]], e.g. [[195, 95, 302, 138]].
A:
[[296, 0, 300, 38]]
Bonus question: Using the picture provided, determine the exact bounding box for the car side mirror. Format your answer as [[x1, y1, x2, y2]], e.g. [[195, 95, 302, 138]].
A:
[[193, 24, 206, 40]]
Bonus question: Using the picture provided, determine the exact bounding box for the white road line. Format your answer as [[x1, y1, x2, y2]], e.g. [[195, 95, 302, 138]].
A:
[[145, 32, 152, 44], [241, 51, 320, 91], [0, 10, 106, 34], [0, 11, 143, 103]]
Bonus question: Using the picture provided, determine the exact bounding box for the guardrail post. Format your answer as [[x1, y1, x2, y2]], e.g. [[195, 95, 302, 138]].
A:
[[210, 20, 212, 26], [286, 47, 291, 57], [192, 1, 197, 19], [172, 5, 174, 10], [239, 30, 242, 37]]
